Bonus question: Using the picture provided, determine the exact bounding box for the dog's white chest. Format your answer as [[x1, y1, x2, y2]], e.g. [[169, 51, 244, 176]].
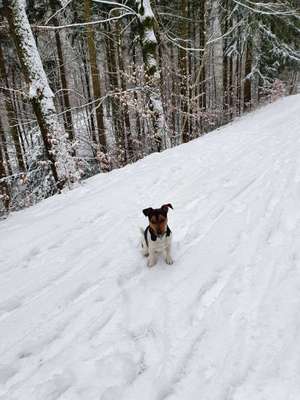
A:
[[153, 236, 166, 251], [149, 234, 171, 253]]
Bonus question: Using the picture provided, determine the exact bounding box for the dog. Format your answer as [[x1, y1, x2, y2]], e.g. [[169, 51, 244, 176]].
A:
[[141, 203, 174, 268]]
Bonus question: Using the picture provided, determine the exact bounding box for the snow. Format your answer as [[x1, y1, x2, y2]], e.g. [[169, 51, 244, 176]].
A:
[[144, 30, 157, 44], [137, 0, 155, 21], [1, 95, 300, 399]]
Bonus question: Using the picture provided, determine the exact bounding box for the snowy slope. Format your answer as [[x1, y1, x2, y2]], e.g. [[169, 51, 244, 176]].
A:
[[1, 95, 300, 400]]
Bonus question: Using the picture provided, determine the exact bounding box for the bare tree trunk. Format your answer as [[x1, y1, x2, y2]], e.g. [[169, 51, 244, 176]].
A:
[[14, 84, 29, 147], [80, 42, 97, 146], [0, 120, 12, 177], [132, 35, 143, 158], [0, 117, 10, 212], [169, 44, 177, 144], [179, 0, 189, 143], [84, 0, 107, 154], [199, 0, 206, 132], [49, 0, 75, 144], [206, 0, 223, 124], [116, 22, 134, 162], [251, 29, 260, 107], [0, 41, 26, 172], [105, 23, 125, 165], [3, 0, 78, 189], [244, 40, 252, 110], [288, 71, 299, 95], [222, 0, 230, 122]]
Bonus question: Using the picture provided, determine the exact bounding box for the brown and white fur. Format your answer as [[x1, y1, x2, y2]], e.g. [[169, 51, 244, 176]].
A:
[[141, 204, 173, 268]]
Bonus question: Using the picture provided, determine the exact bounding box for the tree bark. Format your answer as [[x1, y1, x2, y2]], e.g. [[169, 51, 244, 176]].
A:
[[136, 0, 166, 152], [84, 0, 107, 153], [0, 117, 10, 212], [179, 0, 189, 143], [80, 42, 97, 147], [0, 41, 26, 172], [49, 0, 75, 144], [105, 22, 125, 165], [116, 22, 134, 162], [3, 0, 78, 188]]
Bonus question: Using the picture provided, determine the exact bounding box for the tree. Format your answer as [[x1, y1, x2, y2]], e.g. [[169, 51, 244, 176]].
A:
[[135, 0, 167, 152], [3, 0, 78, 189], [0, 0, 299, 211], [0, 40, 26, 172], [49, 0, 75, 145], [84, 0, 108, 157], [0, 117, 10, 213]]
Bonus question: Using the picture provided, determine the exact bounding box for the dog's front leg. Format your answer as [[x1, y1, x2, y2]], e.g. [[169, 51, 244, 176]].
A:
[[164, 244, 173, 265], [147, 248, 157, 268]]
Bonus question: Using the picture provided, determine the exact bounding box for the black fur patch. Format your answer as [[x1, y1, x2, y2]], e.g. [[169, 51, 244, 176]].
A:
[[144, 225, 171, 247]]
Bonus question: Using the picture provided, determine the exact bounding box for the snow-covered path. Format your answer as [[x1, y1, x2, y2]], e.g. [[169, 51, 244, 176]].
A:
[[1, 95, 300, 400]]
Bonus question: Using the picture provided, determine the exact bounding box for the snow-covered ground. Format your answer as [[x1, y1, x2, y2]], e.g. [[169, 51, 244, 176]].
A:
[[1, 95, 300, 400]]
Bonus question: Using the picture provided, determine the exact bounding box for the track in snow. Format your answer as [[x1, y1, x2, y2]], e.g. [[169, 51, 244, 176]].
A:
[[1, 95, 300, 400]]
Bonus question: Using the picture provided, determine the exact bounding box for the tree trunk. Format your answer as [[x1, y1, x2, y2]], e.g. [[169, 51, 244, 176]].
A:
[[116, 22, 134, 162], [84, 0, 107, 153], [105, 22, 125, 166], [3, 0, 77, 189], [251, 29, 260, 107], [136, 0, 166, 152], [0, 41, 26, 172], [132, 34, 143, 158], [49, 0, 75, 144], [80, 42, 97, 147], [222, 0, 229, 122], [0, 117, 10, 212], [199, 0, 206, 132], [179, 0, 189, 143]]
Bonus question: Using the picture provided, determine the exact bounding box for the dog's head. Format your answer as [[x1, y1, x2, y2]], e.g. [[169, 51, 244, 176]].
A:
[[143, 204, 173, 236]]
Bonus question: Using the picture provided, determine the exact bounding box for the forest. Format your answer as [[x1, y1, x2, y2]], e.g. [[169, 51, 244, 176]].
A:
[[0, 0, 299, 216]]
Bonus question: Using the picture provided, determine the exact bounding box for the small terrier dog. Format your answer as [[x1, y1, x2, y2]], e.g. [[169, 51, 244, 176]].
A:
[[141, 204, 174, 268]]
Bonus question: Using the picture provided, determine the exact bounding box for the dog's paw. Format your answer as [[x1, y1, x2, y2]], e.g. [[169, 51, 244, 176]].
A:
[[147, 258, 156, 268], [165, 256, 174, 265]]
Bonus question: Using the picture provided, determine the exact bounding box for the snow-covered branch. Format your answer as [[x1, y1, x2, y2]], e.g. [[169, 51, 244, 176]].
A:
[[32, 11, 134, 30], [232, 0, 300, 17]]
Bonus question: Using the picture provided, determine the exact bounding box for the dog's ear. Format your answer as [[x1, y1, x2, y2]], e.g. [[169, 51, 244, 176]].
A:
[[161, 203, 173, 213], [143, 207, 153, 217]]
